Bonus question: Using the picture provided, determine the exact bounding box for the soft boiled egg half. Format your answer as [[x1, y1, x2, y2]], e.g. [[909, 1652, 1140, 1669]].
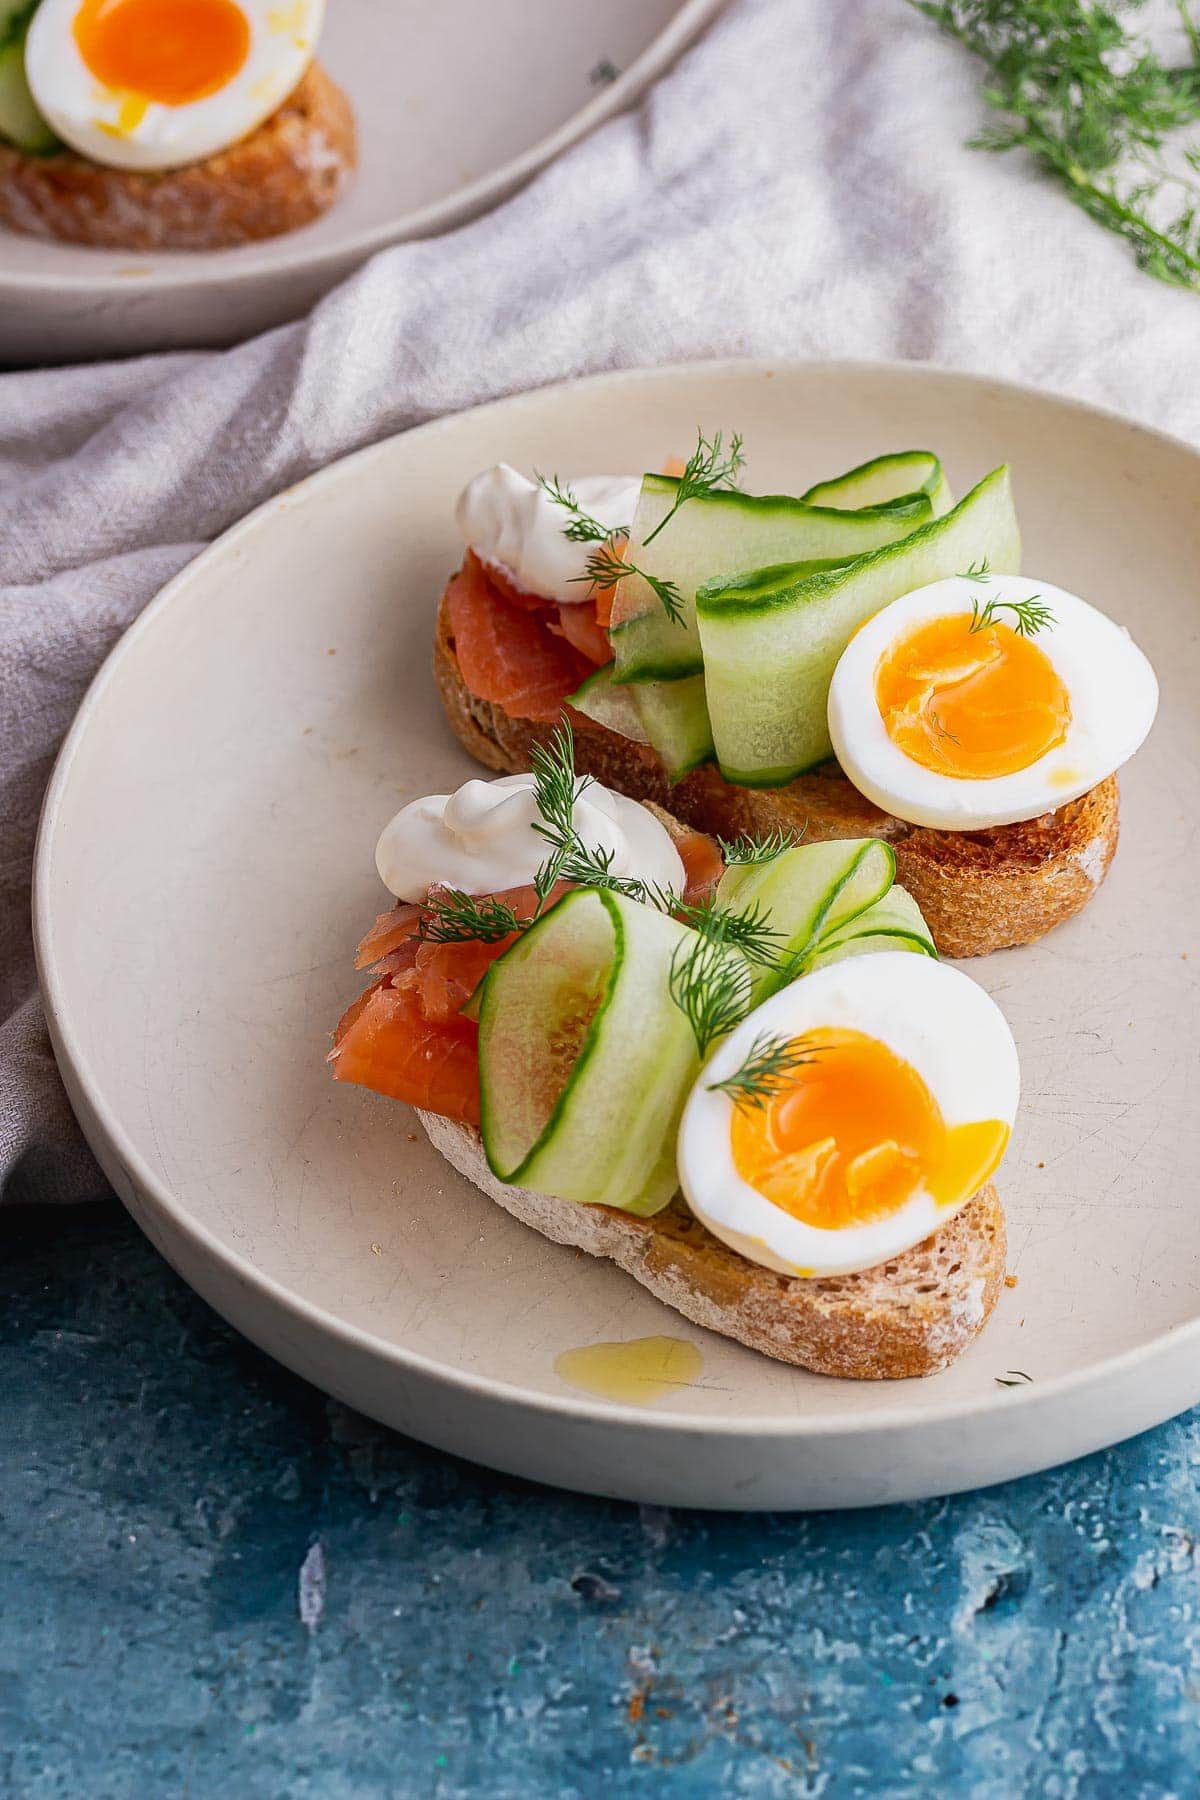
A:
[[828, 574, 1158, 831], [26, 0, 324, 171], [678, 954, 1019, 1280]]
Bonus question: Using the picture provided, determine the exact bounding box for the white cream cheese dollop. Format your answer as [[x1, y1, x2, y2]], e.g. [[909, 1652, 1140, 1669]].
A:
[[455, 464, 641, 604], [375, 773, 685, 902]]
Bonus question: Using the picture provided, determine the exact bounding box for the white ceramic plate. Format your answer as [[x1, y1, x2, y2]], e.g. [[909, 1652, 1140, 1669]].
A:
[[35, 361, 1200, 1509], [0, 0, 722, 366]]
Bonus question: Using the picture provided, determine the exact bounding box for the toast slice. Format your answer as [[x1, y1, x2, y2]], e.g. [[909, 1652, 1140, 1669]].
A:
[[434, 587, 1119, 959], [0, 63, 355, 250], [422, 1112, 1006, 1380]]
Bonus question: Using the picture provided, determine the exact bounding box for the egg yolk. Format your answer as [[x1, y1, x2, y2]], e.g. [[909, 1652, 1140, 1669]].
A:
[[874, 614, 1071, 780], [729, 1027, 1008, 1230], [74, 0, 251, 107]]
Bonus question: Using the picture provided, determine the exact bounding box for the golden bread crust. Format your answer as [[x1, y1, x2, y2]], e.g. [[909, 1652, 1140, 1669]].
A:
[[422, 1113, 1007, 1380], [0, 63, 356, 250]]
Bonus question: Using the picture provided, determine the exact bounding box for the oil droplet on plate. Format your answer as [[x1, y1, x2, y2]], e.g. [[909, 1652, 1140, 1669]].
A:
[[554, 1335, 702, 1406]]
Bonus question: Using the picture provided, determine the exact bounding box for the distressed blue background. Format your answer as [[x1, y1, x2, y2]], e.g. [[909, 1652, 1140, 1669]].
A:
[[3, 1201, 1196, 1798]]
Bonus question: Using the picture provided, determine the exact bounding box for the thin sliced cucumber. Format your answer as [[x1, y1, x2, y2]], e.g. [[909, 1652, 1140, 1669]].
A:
[[718, 839, 896, 1000], [568, 666, 714, 782], [610, 474, 932, 684], [0, 6, 59, 155], [568, 664, 651, 745], [696, 465, 1021, 786], [631, 674, 713, 782], [806, 883, 936, 970], [800, 450, 953, 518], [477, 888, 704, 1216]]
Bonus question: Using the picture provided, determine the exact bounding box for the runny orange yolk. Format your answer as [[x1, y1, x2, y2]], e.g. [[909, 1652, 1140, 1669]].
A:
[[74, 0, 251, 107], [874, 614, 1071, 780], [729, 1027, 1008, 1230]]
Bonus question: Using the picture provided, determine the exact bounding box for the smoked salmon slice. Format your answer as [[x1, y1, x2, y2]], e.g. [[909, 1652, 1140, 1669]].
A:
[[675, 826, 725, 903], [445, 553, 592, 723], [333, 842, 721, 1124], [331, 980, 481, 1125], [553, 601, 614, 667]]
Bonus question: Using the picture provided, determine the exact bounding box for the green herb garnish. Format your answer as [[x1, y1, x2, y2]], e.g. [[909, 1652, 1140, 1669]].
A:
[[707, 1031, 822, 1110], [534, 473, 619, 545], [674, 896, 784, 968], [716, 826, 805, 866], [534, 471, 685, 625], [968, 591, 1056, 637], [642, 428, 746, 546], [910, 0, 1200, 290], [417, 891, 523, 944], [573, 541, 685, 626], [668, 921, 753, 1059]]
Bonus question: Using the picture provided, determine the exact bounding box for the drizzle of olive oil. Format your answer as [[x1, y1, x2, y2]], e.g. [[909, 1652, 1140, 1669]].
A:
[[554, 1335, 703, 1406]]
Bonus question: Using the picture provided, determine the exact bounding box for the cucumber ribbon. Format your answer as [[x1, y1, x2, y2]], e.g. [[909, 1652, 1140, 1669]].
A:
[[476, 842, 934, 1218]]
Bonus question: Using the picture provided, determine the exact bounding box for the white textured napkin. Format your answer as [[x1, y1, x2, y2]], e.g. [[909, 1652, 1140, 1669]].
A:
[[2, 0, 1198, 1203]]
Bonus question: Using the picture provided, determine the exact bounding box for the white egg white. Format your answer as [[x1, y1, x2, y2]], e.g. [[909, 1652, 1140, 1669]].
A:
[[677, 954, 1020, 1280], [26, 0, 325, 172], [827, 575, 1159, 831]]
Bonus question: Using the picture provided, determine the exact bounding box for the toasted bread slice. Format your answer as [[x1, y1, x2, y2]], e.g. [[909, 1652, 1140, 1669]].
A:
[[422, 1112, 1006, 1380], [0, 63, 355, 250], [434, 588, 1119, 959]]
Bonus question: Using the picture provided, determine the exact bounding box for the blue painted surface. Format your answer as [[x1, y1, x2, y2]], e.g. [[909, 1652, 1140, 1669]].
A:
[[3, 1201, 1198, 1799]]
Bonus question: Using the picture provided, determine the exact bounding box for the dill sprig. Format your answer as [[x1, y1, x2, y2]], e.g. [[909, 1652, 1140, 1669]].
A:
[[643, 428, 746, 546], [674, 896, 784, 968], [995, 1369, 1034, 1387], [707, 1031, 822, 1110], [417, 891, 523, 944], [534, 472, 620, 545], [668, 924, 753, 1059], [968, 590, 1056, 637], [910, 0, 1200, 289], [535, 470, 684, 625], [716, 826, 805, 866], [957, 555, 992, 582], [574, 541, 685, 626], [528, 721, 678, 907]]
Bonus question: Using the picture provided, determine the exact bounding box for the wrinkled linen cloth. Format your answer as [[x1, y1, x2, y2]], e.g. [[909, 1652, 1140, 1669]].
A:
[[2, 0, 1198, 1203]]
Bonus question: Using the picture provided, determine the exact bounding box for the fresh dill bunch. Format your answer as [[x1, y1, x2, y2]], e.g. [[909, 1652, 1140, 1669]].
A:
[[716, 826, 805, 866], [668, 921, 753, 1058], [573, 541, 685, 626], [910, 0, 1200, 288], [534, 472, 624, 545], [674, 896, 784, 968], [643, 428, 747, 546], [417, 890, 524, 944], [707, 1031, 822, 1110], [968, 590, 1056, 636]]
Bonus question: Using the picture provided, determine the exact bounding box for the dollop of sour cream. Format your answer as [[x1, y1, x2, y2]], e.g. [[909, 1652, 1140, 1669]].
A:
[[455, 464, 641, 604], [376, 773, 686, 902]]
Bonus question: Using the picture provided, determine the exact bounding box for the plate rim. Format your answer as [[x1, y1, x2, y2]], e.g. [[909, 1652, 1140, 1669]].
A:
[[33, 354, 1200, 1445], [0, 0, 725, 296]]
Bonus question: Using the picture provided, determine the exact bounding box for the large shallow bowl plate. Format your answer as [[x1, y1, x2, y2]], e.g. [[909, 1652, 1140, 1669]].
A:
[[0, 0, 722, 365], [35, 361, 1200, 1508]]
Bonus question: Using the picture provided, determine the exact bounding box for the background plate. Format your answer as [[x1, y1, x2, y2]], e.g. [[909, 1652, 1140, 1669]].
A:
[[0, 0, 722, 365], [34, 360, 1200, 1508]]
